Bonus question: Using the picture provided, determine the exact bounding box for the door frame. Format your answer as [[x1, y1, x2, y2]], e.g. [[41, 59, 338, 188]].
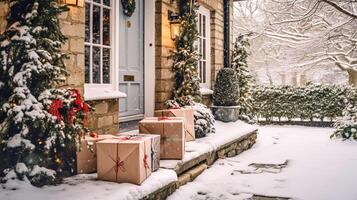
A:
[[119, 0, 155, 122]]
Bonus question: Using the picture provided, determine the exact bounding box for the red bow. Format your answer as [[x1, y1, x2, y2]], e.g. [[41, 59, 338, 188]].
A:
[[143, 154, 150, 170], [49, 99, 64, 122]]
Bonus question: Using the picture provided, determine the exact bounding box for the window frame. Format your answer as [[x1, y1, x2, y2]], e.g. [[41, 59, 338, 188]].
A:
[[84, 0, 120, 100], [197, 6, 211, 89]]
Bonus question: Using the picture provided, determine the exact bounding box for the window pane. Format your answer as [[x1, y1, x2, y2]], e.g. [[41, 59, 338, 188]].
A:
[[92, 46, 101, 83], [94, 0, 100, 3], [103, 48, 111, 83], [203, 39, 206, 60], [92, 5, 101, 44], [85, 3, 90, 43], [103, 8, 110, 46], [199, 61, 203, 83], [85, 45, 90, 83], [199, 14, 202, 36], [103, 0, 110, 6], [203, 15, 206, 37], [203, 61, 206, 83]]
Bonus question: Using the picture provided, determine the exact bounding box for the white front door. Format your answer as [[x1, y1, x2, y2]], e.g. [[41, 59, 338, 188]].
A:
[[119, 0, 144, 118]]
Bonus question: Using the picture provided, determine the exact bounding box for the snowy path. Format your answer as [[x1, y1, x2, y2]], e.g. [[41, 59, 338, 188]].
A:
[[168, 125, 357, 200]]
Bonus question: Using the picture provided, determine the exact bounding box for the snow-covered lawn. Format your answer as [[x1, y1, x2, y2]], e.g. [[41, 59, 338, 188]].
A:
[[168, 125, 357, 200]]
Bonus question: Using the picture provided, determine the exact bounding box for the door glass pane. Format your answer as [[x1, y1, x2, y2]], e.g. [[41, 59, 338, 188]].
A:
[[103, 8, 110, 46], [103, 48, 111, 83], [92, 5, 101, 44], [92, 46, 101, 83], [85, 45, 90, 83], [85, 3, 90, 43]]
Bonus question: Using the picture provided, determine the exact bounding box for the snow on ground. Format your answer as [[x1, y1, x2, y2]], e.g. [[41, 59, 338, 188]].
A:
[[168, 125, 357, 200], [0, 169, 177, 200], [160, 121, 258, 169]]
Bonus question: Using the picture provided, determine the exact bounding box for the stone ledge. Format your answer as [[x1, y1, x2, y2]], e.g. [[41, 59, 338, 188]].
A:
[[142, 130, 258, 199]]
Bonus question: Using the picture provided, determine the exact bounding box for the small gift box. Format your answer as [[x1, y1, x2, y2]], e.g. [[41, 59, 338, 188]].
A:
[[76, 134, 115, 174], [154, 107, 195, 141], [139, 117, 185, 160], [96, 136, 152, 185], [117, 133, 161, 172]]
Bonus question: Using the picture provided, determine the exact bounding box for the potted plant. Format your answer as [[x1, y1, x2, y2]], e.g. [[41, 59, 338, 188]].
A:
[[211, 68, 240, 122]]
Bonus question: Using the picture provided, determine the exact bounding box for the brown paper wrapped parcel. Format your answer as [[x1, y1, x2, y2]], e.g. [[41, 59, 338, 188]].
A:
[[96, 136, 152, 185], [139, 117, 185, 160], [154, 107, 195, 142], [76, 134, 115, 174]]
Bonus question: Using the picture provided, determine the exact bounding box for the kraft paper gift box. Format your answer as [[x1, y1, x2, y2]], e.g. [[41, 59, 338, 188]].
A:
[[76, 134, 115, 174], [96, 136, 152, 185], [117, 133, 161, 172], [138, 117, 185, 160], [154, 107, 195, 142]]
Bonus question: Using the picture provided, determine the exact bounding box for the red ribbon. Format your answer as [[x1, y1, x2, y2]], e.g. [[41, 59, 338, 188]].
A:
[[108, 144, 126, 182], [89, 131, 98, 138], [143, 154, 150, 170]]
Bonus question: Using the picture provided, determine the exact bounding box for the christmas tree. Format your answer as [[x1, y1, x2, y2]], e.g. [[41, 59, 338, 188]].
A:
[[231, 34, 254, 121], [170, 0, 201, 106], [0, 0, 88, 187]]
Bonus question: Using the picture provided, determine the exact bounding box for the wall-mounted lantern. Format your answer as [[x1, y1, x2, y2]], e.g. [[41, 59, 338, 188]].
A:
[[168, 10, 180, 40], [65, 0, 84, 7]]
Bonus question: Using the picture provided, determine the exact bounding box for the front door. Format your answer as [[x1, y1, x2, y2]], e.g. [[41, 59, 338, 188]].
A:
[[119, 0, 144, 119]]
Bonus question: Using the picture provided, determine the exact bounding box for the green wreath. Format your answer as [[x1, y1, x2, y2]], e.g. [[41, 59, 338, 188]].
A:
[[121, 0, 136, 17]]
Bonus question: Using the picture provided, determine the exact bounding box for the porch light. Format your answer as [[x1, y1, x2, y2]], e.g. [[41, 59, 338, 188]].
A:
[[168, 10, 180, 40], [65, 0, 84, 7]]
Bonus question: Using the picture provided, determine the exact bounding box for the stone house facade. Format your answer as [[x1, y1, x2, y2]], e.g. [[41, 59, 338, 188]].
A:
[[0, 0, 235, 134]]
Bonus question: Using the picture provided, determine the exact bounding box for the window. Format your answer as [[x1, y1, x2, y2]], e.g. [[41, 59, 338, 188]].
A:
[[197, 6, 211, 88], [85, 0, 112, 84]]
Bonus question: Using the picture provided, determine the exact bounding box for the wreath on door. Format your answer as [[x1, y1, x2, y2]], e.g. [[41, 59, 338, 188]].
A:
[[121, 0, 136, 17]]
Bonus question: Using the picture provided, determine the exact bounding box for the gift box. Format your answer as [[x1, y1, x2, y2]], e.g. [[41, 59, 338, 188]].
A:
[[139, 117, 185, 160], [117, 133, 161, 172], [96, 136, 152, 185], [76, 134, 115, 174], [154, 107, 195, 141]]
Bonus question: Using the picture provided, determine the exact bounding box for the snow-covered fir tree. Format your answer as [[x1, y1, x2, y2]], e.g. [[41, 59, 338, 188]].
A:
[[170, 0, 201, 106], [231, 34, 254, 121], [167, 0, 215, 138], [0, 0, 89, 187]]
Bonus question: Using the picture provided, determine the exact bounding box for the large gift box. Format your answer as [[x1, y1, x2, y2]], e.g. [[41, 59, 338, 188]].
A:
[[96, 136, 152, 185], [76, 134, 115, 174], [139, 117, 185, 160], [117, 133, 161, 172], [154, 107, 195, 142]]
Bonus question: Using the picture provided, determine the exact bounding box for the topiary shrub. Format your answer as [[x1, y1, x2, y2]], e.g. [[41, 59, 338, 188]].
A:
[[213, 68, 239, 106]]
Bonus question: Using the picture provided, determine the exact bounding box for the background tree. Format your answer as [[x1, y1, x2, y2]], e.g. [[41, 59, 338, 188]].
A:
[[234, 0, 357, 86]]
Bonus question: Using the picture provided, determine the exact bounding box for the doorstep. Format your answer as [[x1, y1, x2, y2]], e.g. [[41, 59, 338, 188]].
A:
[[0, 121, 258, 200]]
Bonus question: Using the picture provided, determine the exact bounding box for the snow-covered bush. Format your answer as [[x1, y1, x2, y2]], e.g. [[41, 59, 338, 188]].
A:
[[213, 68, 239, 106], [332, 105, 357, 140], [193, 103, 215, 138], [252, 84, 353, 121]]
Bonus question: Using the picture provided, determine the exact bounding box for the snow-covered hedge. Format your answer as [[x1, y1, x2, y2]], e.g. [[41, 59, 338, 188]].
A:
[[252, 84, 357, 121]]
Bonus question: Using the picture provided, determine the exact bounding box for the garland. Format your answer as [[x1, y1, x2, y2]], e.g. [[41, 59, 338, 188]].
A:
[[121, 0, 136, 17]]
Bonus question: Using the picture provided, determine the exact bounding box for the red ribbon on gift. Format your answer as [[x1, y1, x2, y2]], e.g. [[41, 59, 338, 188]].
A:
[[108, 144, 126, 182]]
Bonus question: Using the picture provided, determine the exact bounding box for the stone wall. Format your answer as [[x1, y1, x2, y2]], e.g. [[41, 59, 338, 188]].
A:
[[60, 5, 119, 134], [0, 2, 8, 34], [154, 0, 230, 109]]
